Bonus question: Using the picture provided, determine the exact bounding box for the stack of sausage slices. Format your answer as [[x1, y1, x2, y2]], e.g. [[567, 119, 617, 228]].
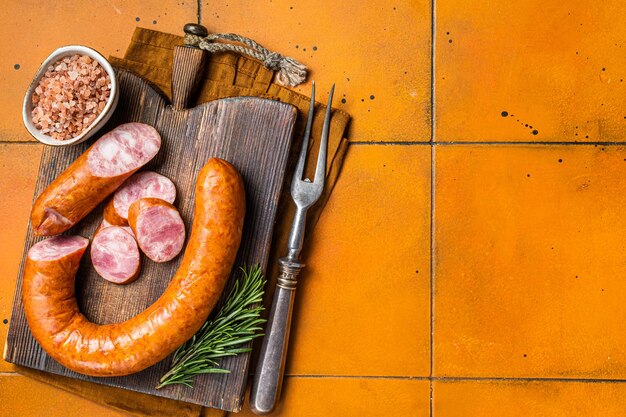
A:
[[92, 171, 186, 284]]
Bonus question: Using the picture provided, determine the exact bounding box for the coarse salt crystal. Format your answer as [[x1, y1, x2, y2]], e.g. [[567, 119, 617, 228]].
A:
[[31, 54, 110, 141]]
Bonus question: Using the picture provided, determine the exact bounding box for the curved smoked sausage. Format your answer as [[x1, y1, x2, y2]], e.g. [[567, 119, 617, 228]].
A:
[[31, 123, 161, 237], [22, 158, 245, 377]]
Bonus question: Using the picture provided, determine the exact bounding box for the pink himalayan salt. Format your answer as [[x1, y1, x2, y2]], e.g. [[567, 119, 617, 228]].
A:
[[31, 54, 111, 141]]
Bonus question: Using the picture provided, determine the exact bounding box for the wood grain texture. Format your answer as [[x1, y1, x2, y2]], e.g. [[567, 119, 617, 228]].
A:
[[171, 46, 209, 111], [5, 47, 297, 412]]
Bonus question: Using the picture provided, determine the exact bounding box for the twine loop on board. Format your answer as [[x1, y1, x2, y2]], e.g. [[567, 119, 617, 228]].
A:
[[185, 32, 308, 87]]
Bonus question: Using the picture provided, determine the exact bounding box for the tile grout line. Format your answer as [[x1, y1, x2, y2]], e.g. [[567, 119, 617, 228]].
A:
[[349, 141, 626, 146], [282, 375, 431, 380], [429, 147, 435, 415], [429, 0, 436, 415], [279, 375, 626, 384], [7, 369, 626, 384], [434, 141, 626, 146], [351, 141, 431, 145], [433, 376, 626, 384], [8, 140, 626, 146]]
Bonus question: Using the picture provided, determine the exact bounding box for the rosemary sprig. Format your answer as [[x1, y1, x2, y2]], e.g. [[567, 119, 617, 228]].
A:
[[157, 265, 266, 389]]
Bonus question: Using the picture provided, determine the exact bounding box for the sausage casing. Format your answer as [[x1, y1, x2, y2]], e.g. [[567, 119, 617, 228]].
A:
[[23, 158, 245, 376]]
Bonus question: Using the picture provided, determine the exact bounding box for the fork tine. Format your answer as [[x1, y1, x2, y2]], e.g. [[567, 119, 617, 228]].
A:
[[293, 81, 316, 182], [313, 83, 334, 185]]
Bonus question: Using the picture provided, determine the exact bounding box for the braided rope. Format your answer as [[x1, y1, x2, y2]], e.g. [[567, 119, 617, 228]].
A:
[[185, 33, 307, 87]]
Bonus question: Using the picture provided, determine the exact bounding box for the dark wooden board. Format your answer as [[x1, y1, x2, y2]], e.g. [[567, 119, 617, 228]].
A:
[[5, 47, 296, 412]]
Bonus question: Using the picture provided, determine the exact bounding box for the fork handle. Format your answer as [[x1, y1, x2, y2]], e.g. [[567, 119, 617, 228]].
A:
[[250, 258, 303, 415]]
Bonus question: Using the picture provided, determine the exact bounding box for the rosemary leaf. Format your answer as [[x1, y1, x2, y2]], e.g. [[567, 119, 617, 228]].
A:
[[157, 265, 266, 389]]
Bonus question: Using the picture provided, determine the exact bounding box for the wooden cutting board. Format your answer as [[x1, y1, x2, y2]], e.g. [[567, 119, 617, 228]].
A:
[[4, 45, 297, 412]]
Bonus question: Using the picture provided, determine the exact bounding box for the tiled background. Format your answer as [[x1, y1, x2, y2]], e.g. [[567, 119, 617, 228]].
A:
[[2, 0, 626, 416]]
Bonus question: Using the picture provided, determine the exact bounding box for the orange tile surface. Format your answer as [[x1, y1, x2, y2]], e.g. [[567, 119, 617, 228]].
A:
[[434, 145, 626, 378], [235, 377, 430, 417], [0, 143, 42, 372], [286, 145, 431, 377], [436, 0, 626, 142], [0, 0, 196, 142], [434, 380, 626, 416], [5, 0, 626, 415], [201, 0, 432, 142], [0, 374, 128, 417]]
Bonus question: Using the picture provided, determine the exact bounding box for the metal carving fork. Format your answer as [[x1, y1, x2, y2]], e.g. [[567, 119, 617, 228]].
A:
[[250, 82, 334, 415]]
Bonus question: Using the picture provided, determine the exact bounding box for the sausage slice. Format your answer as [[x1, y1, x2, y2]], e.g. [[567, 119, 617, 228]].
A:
[[31, 123, 161, 237], [128, 198, 186, 263], [28, 235, 89, 262], [96, 217, 134, 237], [91, 226, 141, 284], [22, 158, 245, 377], [104, 171, 176, 226]]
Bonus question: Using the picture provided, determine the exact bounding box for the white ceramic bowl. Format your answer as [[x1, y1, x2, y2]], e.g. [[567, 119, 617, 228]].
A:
[[22, 45, 119, 146]]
